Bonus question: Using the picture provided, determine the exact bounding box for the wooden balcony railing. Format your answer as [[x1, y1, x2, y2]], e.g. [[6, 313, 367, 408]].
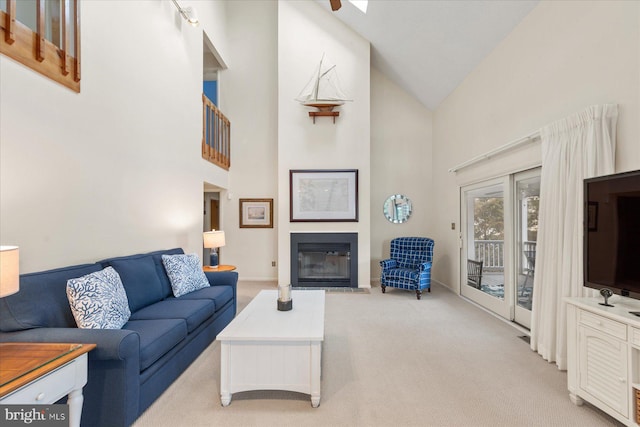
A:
[[0, 0, 81, 92], [202, 94, 230, 170]]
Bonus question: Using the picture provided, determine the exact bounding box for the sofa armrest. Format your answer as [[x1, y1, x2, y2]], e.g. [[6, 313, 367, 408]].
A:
[[0, 327, 140, 362], [380, 259, 397, 270], [419, 262, 432, 272], [205, 271, 238, 288], [205, 271, 238, 312]]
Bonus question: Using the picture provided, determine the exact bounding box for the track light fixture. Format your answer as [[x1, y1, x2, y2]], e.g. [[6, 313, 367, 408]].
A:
[[171, 0, 199, 26]]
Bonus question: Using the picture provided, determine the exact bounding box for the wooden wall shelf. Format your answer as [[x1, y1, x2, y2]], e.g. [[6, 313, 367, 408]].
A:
[[309, 111, 339, 124]]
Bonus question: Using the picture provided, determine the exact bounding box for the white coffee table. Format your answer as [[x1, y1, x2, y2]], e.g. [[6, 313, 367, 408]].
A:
[[218, 289, 325, 407]]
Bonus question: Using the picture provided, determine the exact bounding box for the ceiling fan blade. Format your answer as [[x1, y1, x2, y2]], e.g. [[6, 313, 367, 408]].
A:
[[330, 0, 342, 11]]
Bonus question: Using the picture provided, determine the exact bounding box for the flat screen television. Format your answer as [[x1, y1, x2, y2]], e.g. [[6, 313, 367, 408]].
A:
[[584, 169, 640, 300]]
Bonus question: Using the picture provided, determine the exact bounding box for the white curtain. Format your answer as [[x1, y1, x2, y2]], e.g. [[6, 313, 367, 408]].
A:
[[530, 104, 618, 370]]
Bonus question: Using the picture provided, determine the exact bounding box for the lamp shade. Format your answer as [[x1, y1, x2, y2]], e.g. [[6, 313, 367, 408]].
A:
[[0, 246, 19, 298], [203, 230, 225, 249]]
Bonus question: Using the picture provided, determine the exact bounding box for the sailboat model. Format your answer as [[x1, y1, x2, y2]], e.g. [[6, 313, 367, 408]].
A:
[[296, 55, 351, 123]]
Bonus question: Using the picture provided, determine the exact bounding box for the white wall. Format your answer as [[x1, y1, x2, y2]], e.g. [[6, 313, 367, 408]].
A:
[[370, 68, 433, 281], [432, 0, 640, 293], [0, 1, 230, 273], [219, 0, 279, 280], [220, 1, 434, 284], [277, 1, 371, 287]]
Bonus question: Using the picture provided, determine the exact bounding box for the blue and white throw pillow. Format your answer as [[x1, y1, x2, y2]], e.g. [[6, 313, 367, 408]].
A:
[[162, 253, 210, 298], [66, 267, 131, 329]]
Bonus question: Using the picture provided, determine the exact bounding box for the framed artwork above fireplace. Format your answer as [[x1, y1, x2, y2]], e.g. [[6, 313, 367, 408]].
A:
[[289, 169, 358, 222]]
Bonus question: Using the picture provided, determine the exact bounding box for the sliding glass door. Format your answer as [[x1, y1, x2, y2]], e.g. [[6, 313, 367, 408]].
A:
[[461, 177, 512, 319], [460, 168, 540, 327], [513, 170, 540, 328]]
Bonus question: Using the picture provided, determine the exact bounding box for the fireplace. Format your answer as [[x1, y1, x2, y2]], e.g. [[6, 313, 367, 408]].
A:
[[291, 233, 358, 288]]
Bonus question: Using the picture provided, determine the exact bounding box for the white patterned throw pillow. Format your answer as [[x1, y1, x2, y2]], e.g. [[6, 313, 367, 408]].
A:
[[162, 253, 210, 298], [66, 267, 131, 329]]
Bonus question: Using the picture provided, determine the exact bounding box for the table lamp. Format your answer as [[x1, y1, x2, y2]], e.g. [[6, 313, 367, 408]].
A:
[[203, 230, 225, 268], [0, 246, 20, 297]]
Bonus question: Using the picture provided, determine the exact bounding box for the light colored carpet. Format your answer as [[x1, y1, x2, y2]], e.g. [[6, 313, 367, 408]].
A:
[[133, 282, 621, 427]]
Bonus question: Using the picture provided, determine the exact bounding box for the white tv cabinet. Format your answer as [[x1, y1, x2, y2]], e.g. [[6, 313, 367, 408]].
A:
[[566, 297, 640, 426]]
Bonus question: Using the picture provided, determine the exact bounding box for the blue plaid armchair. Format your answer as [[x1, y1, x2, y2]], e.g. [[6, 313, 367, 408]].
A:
[[380, 237, 434, 300]]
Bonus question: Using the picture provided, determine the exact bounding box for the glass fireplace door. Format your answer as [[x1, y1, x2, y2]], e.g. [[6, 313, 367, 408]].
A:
[[297, 244, 351, 287]]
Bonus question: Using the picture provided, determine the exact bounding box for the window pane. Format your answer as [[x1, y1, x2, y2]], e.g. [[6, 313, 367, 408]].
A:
[[466, 184, 505, 300], [516, 176, 540, 311]]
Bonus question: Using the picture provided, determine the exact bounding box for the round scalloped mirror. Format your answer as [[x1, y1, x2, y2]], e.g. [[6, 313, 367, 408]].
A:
[[383, 194, 412, 223]]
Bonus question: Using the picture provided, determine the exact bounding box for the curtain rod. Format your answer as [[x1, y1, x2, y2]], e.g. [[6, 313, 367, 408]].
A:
[[448, 130, 541, 173]]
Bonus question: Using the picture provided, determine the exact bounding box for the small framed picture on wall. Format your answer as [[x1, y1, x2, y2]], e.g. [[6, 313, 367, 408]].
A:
[[239, 198, 274, 228]]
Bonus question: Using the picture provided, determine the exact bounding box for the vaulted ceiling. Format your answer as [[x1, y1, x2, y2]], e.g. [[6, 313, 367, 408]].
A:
[[316, 0, 539, 110]]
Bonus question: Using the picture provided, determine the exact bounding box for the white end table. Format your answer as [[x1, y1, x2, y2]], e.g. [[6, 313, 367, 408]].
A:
[[0, 343, 96, 427]]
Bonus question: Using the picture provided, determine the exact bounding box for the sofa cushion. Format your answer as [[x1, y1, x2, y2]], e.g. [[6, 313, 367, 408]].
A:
[[0, 263, 103, 332], [124, 319, 187, 371], [149, 248, 184, 299], [177, 285, 234, 311], [101, 255, 165, 313], [129, 299, 216, 333], [66, 267, 132, 329], [161, 254, 210, 297]]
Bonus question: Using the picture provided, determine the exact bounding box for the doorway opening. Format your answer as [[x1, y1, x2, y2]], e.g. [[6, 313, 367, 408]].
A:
[[203, 188, 221, 266]]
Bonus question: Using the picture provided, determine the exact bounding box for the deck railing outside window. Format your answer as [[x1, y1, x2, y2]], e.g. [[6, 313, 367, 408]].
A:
[[473, 240, 537, 273], [202, 94, 230, 170], [474, 240, 504, 271]]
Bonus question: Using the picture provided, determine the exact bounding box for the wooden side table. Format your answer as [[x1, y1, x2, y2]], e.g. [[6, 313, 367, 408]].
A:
[[0, 343, 96, 427], [203, 265, 236, 272]]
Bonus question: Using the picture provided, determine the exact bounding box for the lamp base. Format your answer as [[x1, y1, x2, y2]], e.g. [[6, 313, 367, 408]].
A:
[[277, 299, 292, 311], [209, 250, 219, 268]]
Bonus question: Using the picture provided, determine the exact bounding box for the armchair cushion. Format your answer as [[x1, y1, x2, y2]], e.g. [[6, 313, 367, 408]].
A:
[[385, 268, 420, 282]]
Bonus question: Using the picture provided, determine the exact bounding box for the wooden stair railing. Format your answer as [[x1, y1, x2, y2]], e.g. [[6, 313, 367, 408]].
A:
[[202, 94, 230, 170], [0, 0, 81, 92]]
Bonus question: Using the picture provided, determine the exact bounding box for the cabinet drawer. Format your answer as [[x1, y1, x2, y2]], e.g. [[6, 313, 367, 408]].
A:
[[1, 361, 77, 404], [631, 327, 640, 347], [579, 310, 626, 340]]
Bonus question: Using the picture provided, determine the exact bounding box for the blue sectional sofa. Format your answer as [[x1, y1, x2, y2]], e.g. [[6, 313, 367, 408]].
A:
[[0, 248, 237, 427]]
